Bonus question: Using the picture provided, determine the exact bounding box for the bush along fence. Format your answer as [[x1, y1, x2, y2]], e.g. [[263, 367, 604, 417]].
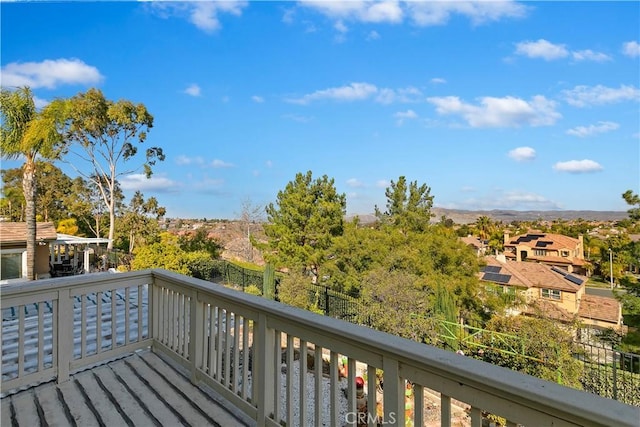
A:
[[219, 261, 640, 406]]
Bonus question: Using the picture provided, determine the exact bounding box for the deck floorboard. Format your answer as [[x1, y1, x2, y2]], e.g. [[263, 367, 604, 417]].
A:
[[2, 350, 250, 427]]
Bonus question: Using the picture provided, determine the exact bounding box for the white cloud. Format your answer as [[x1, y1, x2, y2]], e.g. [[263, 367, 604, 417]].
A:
[[553, 159, 603, 173], [366, 30, 380, 41], [571, 49, 611, 62], [33, 96, 49, 109], [0, 58, 103, 89], [149, 1, 247, 33], [622, 41, 640, 58], [286, 82, 423, 105], [406, 1, 528, 26], [448, 189, 561, 210], [120, 174, 179, 192], [427, 95, 561, 127], [266, 160, 273, 168], [183, 84, 201, 97], [566, 121, 619, 137], [430, 77, 446, 84], [282, 113, 313, 123], [176, 155, 205, 166], [286, 82, 378, 104], [252, 95, 265, 103], [514, 39, 568, 60], [393, 109, 418, 125], [375, 179, 390, 188], [211, 159, 234, 168], [334, 20, 348, 33], [300, 1, 403, 24], [508, 146, 536, 162], [346, 178, 364, 188], [562, 84, 640, 107]]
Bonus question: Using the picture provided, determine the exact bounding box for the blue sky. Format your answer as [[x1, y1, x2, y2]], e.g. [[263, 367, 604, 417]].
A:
[[1, 1, 639, 219]]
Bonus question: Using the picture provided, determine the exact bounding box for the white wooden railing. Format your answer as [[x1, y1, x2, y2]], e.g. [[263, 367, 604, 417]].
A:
[[2, 270, 639, 427]]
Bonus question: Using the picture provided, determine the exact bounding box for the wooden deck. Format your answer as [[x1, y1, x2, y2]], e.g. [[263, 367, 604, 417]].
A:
[[1, 350, 252, 427]]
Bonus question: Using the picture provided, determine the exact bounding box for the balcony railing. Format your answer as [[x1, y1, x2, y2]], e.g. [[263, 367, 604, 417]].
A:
[[2, 270, 638, 427]]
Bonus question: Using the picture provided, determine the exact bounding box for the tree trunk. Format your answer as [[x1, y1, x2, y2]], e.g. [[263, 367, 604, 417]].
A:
[[108, 207, 115, 250], [23, 158, 37, 280]]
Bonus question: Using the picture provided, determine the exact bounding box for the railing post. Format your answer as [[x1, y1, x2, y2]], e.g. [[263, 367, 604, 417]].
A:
[[255, 312, 275, 426], [612, 350, 618, 401], [382, 357, 403, 426], [57, 288, 73, 383], [190, 289, 203, 384]]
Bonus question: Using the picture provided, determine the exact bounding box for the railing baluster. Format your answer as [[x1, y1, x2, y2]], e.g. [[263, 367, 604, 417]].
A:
[[191, 290, 203, 384], [330, 351, 339, 427], [242, 317, 250, 400], [225, 310, 232, 387], [38, 302, 44, 372], [286, 334, 294, 424], [414, 383, 423, 427], [367, 364, 377, 427], [177, 292, 184, 355], [299, 340, 307, 426], [137, 285, 143, 341], [96, 291, 102, 352], [111, 288, 117, 349], [209, 305, 216, 377], [256, 313, 275, 425], [441, 394, 451, 427], [81, 295, 87, 359], [216, 308, 223, 382], [233, 315, 240, 394], [18, 305, 25, 378], [347, 357, 356, 427], [470, 406, 482, 427], [273, 330, 282, 423], [125, 287, 130, 346], [57, 289, 72, 383], [314, 345, 322, 426]]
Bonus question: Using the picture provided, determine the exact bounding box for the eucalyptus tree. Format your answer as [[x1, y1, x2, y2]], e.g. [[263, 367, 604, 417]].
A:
[[63, 88, 164, 249], [0, 87, 67, 279]]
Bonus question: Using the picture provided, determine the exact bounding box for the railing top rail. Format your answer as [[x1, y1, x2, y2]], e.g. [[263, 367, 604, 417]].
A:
[[152, 269, 639, 427], [0, 270, 153, 302]]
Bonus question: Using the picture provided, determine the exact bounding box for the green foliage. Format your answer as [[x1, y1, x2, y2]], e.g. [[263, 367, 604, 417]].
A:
[[580, 365, 640, 406], [277, 269, 314, 310], [623, 190, 640, 223], [244, 285, 262, 296], [356, 268, 438, 343], [434, 283, 457, 323], [477, 316, 583, 388], [178, 228, 221, 259], [262, 171, 346, 281], [56, 218, 79, 235], [131, 233, 190, 274], [184, 251, 220, 281], [374, 176, 433, 233], [116, 191, 165, 253], [263, 262, 276, 300]]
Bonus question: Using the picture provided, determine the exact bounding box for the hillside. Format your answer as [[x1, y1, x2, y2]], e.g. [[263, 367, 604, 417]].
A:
[[348, 208, 628, 225]]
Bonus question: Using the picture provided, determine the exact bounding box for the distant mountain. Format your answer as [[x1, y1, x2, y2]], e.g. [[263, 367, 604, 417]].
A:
[[347, 209, 628, 225]]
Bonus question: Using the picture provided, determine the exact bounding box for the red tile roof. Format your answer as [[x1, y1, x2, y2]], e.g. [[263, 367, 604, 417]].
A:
[[506, 232, 580, 251], [481, 257, 586, 292], [578, 294, 622, 324], [0, 222, 58, 244]]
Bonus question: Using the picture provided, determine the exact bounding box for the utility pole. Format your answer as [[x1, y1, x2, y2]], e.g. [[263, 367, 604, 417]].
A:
[[609, 248, 614, 289]]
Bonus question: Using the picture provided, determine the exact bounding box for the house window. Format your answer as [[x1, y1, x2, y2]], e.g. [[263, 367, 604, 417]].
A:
[[561, 250, 569, 257], [541, 288, 561, 300], [1, 250, 25, 280], [534, 249, 546, 256]]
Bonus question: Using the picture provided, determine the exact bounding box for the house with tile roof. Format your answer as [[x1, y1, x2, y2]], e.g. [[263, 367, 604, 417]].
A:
[[503, 231, 588, 275], [480, 255, 623, 332], [0, 222, 58, 282]]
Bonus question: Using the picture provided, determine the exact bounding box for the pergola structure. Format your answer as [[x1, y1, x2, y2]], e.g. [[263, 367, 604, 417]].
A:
[[50, 234, 111, 275]]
